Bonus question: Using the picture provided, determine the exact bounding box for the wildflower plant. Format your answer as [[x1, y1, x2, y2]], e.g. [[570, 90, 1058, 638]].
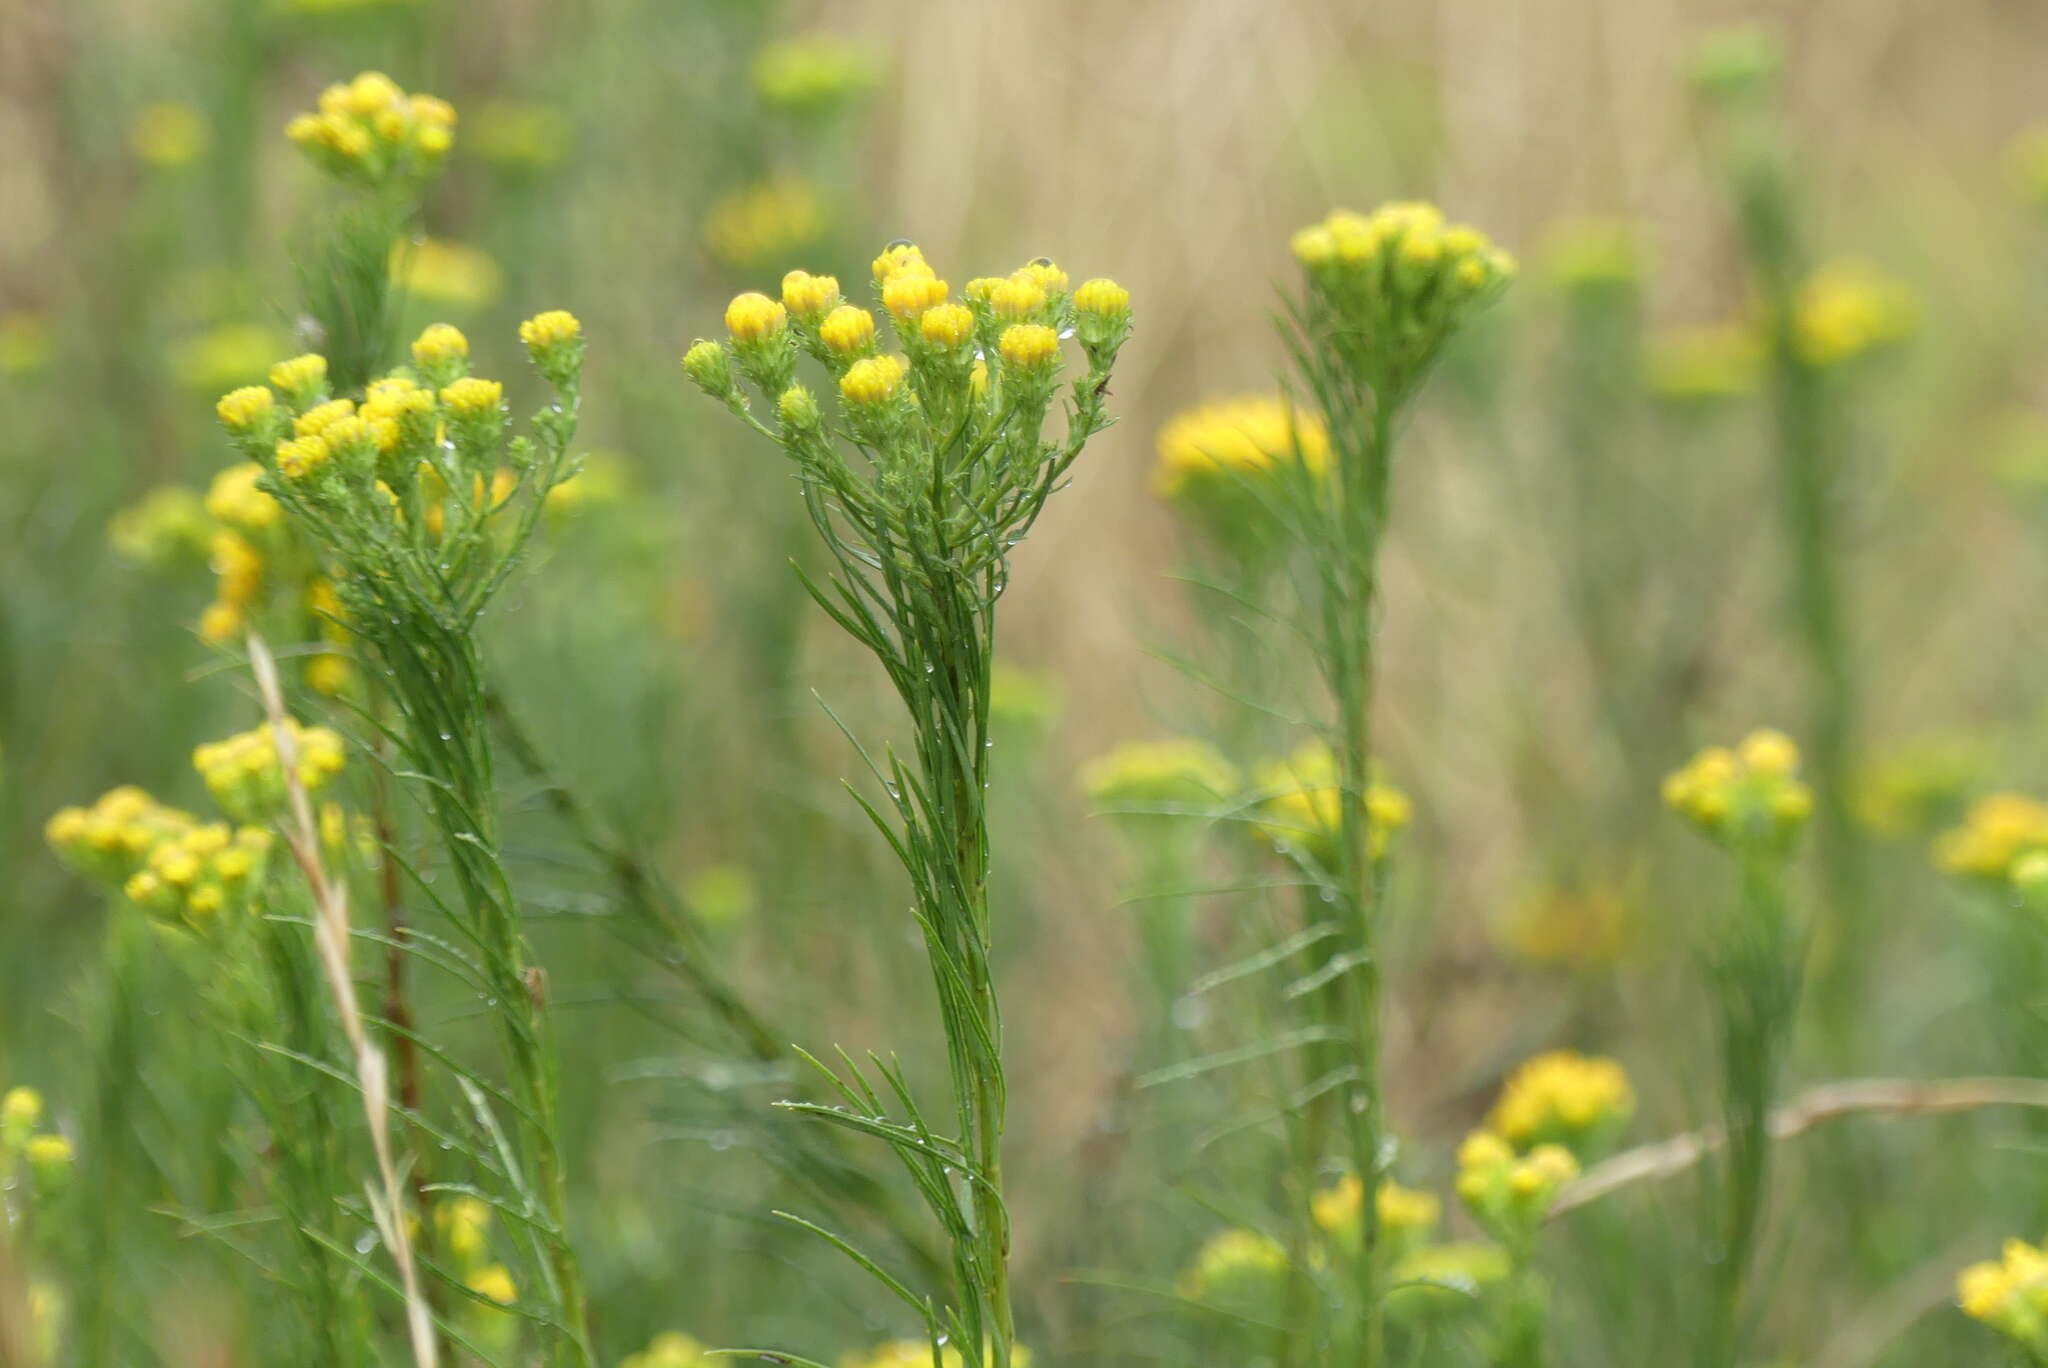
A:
[[1662, 727, 1814, 1366], [217, 312, 598, 1364], [1232, 200, 1511, 1363], [684, 241, 1132, 1365]]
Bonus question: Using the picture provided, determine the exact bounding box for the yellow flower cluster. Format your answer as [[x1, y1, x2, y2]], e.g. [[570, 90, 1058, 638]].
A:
[[1661, 728, 1813, 853], [192, 718, 346, 823], [621, 1332, 718, 1368], [1487, 1049, 1634, 1148], [286, 71, 455, 187], [1310, 1172, 1441, 1253], [1933, 793, 2048, 883], [1454, 1130, 1578, 1237], [1154, 395, 1330, 499], [109, 486, 211, 570], [688, 240, 1129, 445], [1959, 1238, 2048, 1353], [1256, 741, 1412, 865], [1080, 738, 1239, 811], [1289, 203, 1514, 378], [752, 36, 879, 114], [702, 179, 826, 270], [45, 786, 273, 934], [1791, 258, 1916, 368]]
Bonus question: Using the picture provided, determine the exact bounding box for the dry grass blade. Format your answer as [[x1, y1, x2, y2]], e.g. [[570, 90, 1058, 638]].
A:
[[1550, 1076, 2048, 1219], [248, 631, 439, 1368]]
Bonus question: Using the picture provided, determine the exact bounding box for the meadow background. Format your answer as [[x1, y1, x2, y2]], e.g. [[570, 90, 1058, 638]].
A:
[[5, 0, 2048, 1363]]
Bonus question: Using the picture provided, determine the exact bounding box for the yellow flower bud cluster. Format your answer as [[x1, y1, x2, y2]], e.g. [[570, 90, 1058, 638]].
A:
[[1958, 1237, 2048, 1354], [1933, 793, 2048, 884], [1154, 395, 1330, 499], [702, 179, 825, 270], [285, 71, 456, 188], [1454, 1129, 1578, 1238], [750, 36, 879, 115], [193, 718, 346, 824], [1487, 1049, 1634, 1149], [1661, 729, 1813, 854], [1255, 741, 1412, 867], [1290, 202, 1513, 383], [1079, 738, 1239, 811], [46, 786, 273, 933], [1309, 1172, 1441, 1256], [1790, 258, 1917, 368]]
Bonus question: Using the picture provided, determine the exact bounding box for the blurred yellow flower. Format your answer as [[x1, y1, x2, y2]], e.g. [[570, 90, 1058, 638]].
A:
[[1256, 741, 1411, 864], [702, 179, 826, 270], [1154, 395, 1329, 498], [1497, 878, 1636, 971], [1080, 738, 1238, 810], [130, 102, 209, 169], [1488, 1049, 1634, 1148], [393, 239, 503, 308], [172, 322, 291, 391], [622, 1332, 717, 1368], [1934, 793, 2048, 882], [470, 99, 570, 170], [752, 36, 879, 114], [1791, 258, 1916, 367]]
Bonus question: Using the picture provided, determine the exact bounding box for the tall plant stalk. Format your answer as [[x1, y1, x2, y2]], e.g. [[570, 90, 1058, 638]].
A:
[[686, 249, 1130, 1363], [1275, 202, 1513, 1364]]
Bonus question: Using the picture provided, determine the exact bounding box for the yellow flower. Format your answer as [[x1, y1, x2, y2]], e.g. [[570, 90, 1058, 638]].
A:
[[988, 278, 1045, 322], [997, 323, 1058, 370], [274, 435, 331, 481], [205, 463, 281, 532], [467, 1264, 516, 1307], [1488, 1050, 1634, 1148], [412, 322, 469, 367], [883, 270, 949, 321], [1176, 1227, 1288, 1300], [1791, 258, 1916, 367], [198, 600, 244, 644], [820, 305, 877, 356], [216, 385, 276, 432], [781, 270, 841, 319], [294, 397, 357, 438], [622, 1331, 718, 1368], [1154, 395, 1329, 498], [752, 36, 879, 113], [1011, 258, 1068, 294], [839, 355, 907, 407], [1958, 1236, 2048, 1346], [702, 179, 826, 269], [1073, 277, 1130, 318], [1662, 729, 1813, 851], [394, 240, 501, 308], [131, 102, 209, 169], [440, 376, 504, 417], [871, 241, 926, 282], [269, 353, 329, 402], [1934, 793, 2048, 882], [725, 292, 788, 343], [1256, 741, 1411, 863], [2, 1086, 43, 1146], [1498, 879, 1636, 971], [1310, 1173, 1441, 1248], [1080, 738, 1238, 809], [917, 303, 975, 349]]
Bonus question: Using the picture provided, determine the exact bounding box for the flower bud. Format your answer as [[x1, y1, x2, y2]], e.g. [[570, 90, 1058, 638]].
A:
[[820, 305, 878, 357], [781, 270, 840, 320], [268, 353, 329, 407], [682, 339, 735, 398], [883, 271, 949, 321], [1073, 277, 1131, 351], [778, 384, 821, 431], [871, 240, 925, 282], [724, 292, 787, 343], [917, 303, 976, 349], [216, 386, 276, 433], [839, 354, 907, 407], [998, 323, 1059, 372]]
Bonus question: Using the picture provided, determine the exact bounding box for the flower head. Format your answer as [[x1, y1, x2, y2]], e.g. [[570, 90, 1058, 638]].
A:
[[1488, 1050, 1634, 1149], [1662, 729, 1813, 855], [725, 292, 788, 343], [1155, 395, 1328, 498], [839, 354, 907, 407], [820, 305, 878, 357]]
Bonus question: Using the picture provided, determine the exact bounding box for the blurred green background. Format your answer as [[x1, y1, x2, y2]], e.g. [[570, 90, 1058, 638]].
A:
[[6, 0, 2048, 1363]]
